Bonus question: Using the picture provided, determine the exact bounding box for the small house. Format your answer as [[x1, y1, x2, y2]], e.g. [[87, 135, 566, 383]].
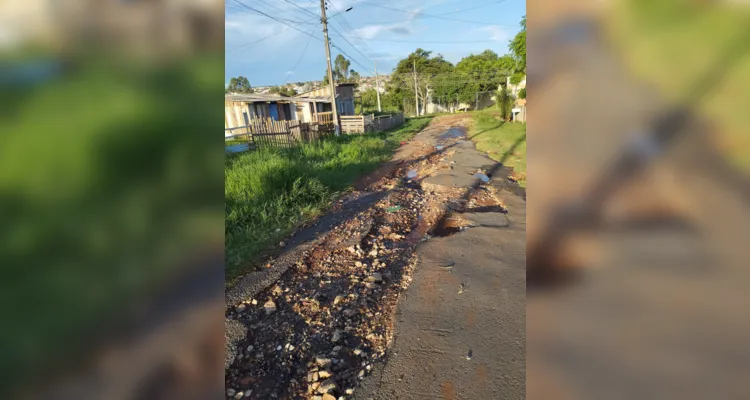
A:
[[295, 83, 356, 118], [225, 93, 338, 129]]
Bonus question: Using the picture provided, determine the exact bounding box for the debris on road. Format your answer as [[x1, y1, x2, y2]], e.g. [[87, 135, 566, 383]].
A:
[[226, 116, 523, 400], [263, 299, 276, 315], [473, 173, 490, 183]]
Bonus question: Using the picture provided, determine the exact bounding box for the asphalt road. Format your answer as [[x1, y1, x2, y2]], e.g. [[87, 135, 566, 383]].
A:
[[354, 118, 526, 400]]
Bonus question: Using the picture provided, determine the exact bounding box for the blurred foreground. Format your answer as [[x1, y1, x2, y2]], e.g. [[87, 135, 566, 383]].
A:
[[0, 0, 225, 398], [528, 0, 750, 399]]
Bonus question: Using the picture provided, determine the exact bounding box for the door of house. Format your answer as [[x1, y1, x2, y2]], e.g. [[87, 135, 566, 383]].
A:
[[269, 103, 279, 121]]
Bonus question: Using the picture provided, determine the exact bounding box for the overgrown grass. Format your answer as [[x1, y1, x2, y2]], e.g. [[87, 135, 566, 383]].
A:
[[606, 0, 750, 172], [0, 54, 225, 394], [469, 111, 527, 187], [225, 116, 432, 279]]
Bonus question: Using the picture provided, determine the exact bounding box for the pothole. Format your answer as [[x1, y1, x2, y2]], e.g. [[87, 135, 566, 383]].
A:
[[431, 213, 477, 237]]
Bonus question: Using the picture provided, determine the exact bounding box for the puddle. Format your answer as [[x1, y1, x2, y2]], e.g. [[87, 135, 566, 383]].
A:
[[437, 127, 466, 142]]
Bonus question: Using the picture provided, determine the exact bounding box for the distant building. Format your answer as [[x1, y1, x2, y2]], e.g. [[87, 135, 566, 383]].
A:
[[295, 83, 356, 116], [225, 92, 335, 130]]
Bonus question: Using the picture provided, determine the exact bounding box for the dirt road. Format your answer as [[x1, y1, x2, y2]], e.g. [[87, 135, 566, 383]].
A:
[[225, 114, 526, 400]]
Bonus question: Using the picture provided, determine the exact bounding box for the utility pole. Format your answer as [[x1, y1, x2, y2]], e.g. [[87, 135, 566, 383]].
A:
[[374, 60, 382, 112], [320, 0, 340, 136], [413, 59, 419, 117]]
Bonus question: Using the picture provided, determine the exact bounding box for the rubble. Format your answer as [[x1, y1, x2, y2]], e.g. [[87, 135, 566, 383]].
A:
[[225, 133, 463, 399], [263, 299, 276, 315]]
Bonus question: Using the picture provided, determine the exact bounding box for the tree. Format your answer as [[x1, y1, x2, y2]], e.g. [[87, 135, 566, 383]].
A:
[[333, 54, 351, 82], [509, 15, 526, 84], [226, 76, 253, 93], [349, 70, 361, 84], [323, 55, 360, 84], [389, 48, 454, 116], [269, 85, 297, 97], [497, 83, 513, 122], [453, 50, 511, 105], [518, 87, 526, 99]]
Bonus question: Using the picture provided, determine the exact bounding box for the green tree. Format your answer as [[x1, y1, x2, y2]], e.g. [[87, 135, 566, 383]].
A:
[[349, 70, 361, 84], [453, 50, 511, 105], [389, 48, 454, 115], [333, 54, 351, 82], [509, 15, 526, 84], [269, 86, 297, 96], [497, 83, 513, 121], [226, 76, 253, 93], [323, 55, 360, 84]]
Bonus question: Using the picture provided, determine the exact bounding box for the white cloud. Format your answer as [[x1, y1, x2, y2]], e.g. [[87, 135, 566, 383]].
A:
[[354, 24, 389, 39], [476, 25, 508, 42], [285, 71, 295, 75], [354, 19, 413, 39]]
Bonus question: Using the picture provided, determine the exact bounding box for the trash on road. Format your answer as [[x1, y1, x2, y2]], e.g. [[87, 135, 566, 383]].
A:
[[406, 170, 418, 179], [466, 349, 473, 360], [435, 145, 444, 151], [473, 173, 490, 183], [385, 205, 402, 213]]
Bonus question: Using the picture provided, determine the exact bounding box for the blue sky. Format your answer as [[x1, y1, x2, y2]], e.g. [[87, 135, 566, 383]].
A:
[[225, 0, 526, 87]]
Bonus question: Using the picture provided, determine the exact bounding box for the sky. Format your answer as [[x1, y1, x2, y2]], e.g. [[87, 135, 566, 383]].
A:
[[225, 0, 526, 87]]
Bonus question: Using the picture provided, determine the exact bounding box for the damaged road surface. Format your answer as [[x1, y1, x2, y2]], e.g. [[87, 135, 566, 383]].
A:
[[225, 115, 525, 400]]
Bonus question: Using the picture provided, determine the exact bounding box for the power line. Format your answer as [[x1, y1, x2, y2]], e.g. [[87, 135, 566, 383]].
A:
[[435, 0, 507, 15], [229, 0, 314, 25], [284, 28, 317, 84], [229, 0, 324, 42], [329, 35, 499, 44], [356, 0, 516, 26], [277, 0, 320, 19], [226, 29, 286, 52], [331, 43, 375, 75], [328, 26, 374, 66], [256, 0, 316, 22]]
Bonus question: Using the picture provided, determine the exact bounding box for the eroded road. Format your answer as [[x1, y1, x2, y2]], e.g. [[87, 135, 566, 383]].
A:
[[225, 114, 525, 400]]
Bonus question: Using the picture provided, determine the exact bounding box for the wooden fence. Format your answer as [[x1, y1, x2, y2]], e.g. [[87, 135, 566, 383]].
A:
[[225, 117, 334, 153], [371, 113, 405, 131], [339, 112, 405, 134], [316, 111, 333, 125], [225, 112, 404, 154]]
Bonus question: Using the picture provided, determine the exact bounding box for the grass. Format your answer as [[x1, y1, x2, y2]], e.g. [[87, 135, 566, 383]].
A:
[[225, 116, 432, 280], [606, 0, 750, 172], [468, 110, 527, 187], [0, 53, 225, 395]]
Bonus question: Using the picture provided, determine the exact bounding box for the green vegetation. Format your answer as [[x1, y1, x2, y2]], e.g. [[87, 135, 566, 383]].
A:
[[355, 88, 401, 115], [323, 54, 361, 85], [0, 54, 224, 393], [497, 84, 513, 121], [385, 15, 526, 115], [225, 117, 432, 279], [469, 111, 526, 187], [227, 75, 253, 93], [607, 1, 750, 171], [269, 85, 298, 96]]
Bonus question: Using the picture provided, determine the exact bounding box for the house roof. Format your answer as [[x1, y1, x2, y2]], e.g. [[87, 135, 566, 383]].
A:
[[226, 93, 331, 104], [225, 93, 292, 103], [295, 83, 352, 98]]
